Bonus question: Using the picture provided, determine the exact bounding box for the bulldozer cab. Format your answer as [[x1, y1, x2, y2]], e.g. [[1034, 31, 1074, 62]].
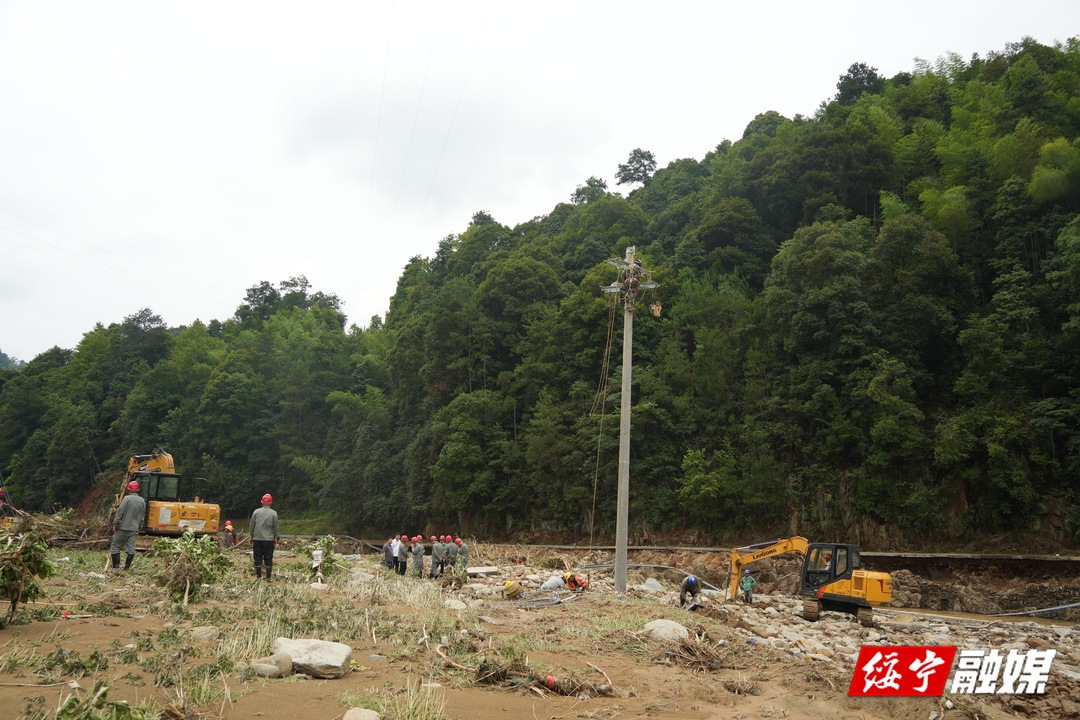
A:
[[801, 543, 859, 593]]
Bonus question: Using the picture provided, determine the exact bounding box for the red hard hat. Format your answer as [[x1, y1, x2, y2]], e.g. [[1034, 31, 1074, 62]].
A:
[[127, 480, 141, 492], [261, 494, 273, 504], [455, 538, 462, 544], [430, 535, 436, 541], [414, 535, 422, 542]]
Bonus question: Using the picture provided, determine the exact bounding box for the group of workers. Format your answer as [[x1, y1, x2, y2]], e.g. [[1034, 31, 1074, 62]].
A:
[[106, 484, 753, 603], [679, 571, 755, 606], [382, 534, 470, 579]]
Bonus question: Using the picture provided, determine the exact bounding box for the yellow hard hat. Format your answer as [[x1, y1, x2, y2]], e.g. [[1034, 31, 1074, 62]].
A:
[[563, 572, 572, 581]]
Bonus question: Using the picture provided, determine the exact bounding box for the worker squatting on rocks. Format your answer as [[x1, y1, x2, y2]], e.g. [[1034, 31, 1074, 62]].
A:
[[250, 494, 279, 582], [411, 536, 425, 577], [110, 480, 147, 574], [679, 575, 700, 607]]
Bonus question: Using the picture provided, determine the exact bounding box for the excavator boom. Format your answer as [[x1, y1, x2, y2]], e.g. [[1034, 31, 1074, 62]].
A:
[[728, 536, 809, 600]]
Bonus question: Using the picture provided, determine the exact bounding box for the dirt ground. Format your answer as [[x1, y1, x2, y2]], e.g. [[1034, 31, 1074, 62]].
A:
[[0, 545, 1067, 720]]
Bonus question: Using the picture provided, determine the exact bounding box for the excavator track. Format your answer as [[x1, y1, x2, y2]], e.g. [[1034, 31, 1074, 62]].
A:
[[801, 598, 820, 622]]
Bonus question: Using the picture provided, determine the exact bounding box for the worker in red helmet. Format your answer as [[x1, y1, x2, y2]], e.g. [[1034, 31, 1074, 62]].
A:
[[250, 493, 279, 582], [396, 534, 409, 575], [110, 479, 146, 574], [411, 535, 425, 578], [445, 534, 459, 568], [430, 535, 446, 579]]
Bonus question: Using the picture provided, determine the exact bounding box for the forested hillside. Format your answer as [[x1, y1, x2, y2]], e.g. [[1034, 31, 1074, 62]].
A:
[[3, 38, 1080, 547]]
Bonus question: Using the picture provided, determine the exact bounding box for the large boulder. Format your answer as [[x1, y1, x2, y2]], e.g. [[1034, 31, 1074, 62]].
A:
[[643, 619, 689, 642], [271, 638, 353, 679]]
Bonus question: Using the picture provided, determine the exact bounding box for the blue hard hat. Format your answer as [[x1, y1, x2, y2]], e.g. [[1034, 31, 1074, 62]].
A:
[[687, 575, 698, 587], [744, 570, 751, 574]]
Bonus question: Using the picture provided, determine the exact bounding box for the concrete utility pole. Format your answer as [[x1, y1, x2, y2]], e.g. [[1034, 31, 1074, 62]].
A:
[[601, 246, 658, 592]]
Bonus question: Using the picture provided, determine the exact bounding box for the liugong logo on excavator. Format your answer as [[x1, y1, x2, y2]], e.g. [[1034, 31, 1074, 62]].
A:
[[752, 548, 780, 560]]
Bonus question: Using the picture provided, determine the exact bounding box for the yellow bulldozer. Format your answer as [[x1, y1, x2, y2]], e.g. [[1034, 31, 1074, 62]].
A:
[[729, 536, 892, 626], [111, 450, 220, 536]]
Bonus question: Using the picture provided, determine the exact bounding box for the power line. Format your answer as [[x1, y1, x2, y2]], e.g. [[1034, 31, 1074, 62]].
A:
[[414, 0, 492, 238], [362, 4, 395, 251], [0, 206, 237, 308], [386, 2, 445, 245]]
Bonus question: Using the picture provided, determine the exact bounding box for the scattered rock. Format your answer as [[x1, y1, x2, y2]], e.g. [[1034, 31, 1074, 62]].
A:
[[467, 566, 500, 577], [271, 638, 353, 679], [478, 616, 504, 626], [190, 626, 220, 640], [248, 662, 281, 678], [252, 652, 292, 677], [643, 578, 665, 592], [343, 708, 381, 720]]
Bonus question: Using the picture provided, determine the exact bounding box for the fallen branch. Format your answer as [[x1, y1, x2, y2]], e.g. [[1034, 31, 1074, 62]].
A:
[[586, 662, 614, 690], [0, 681, 83, 689], [434, 644, 473, 672]]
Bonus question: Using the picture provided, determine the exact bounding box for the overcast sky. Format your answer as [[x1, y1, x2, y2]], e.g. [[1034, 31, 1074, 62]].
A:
[[1, 1, 1076, 363]]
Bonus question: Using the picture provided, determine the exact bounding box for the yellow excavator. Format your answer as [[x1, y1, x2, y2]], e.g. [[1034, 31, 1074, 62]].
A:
[[111, 450, 220, 536], [729, 536, 892, 626], [0, 478, 17, 531]]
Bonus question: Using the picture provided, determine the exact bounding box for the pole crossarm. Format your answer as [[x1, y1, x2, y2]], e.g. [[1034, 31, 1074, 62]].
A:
[[600, 252, 656, 311]]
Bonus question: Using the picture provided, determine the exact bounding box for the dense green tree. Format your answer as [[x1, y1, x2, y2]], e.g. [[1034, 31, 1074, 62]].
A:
[[616, 148, 658, 188], [835, 62, 886, 105], [571, 176, 609, 204]]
